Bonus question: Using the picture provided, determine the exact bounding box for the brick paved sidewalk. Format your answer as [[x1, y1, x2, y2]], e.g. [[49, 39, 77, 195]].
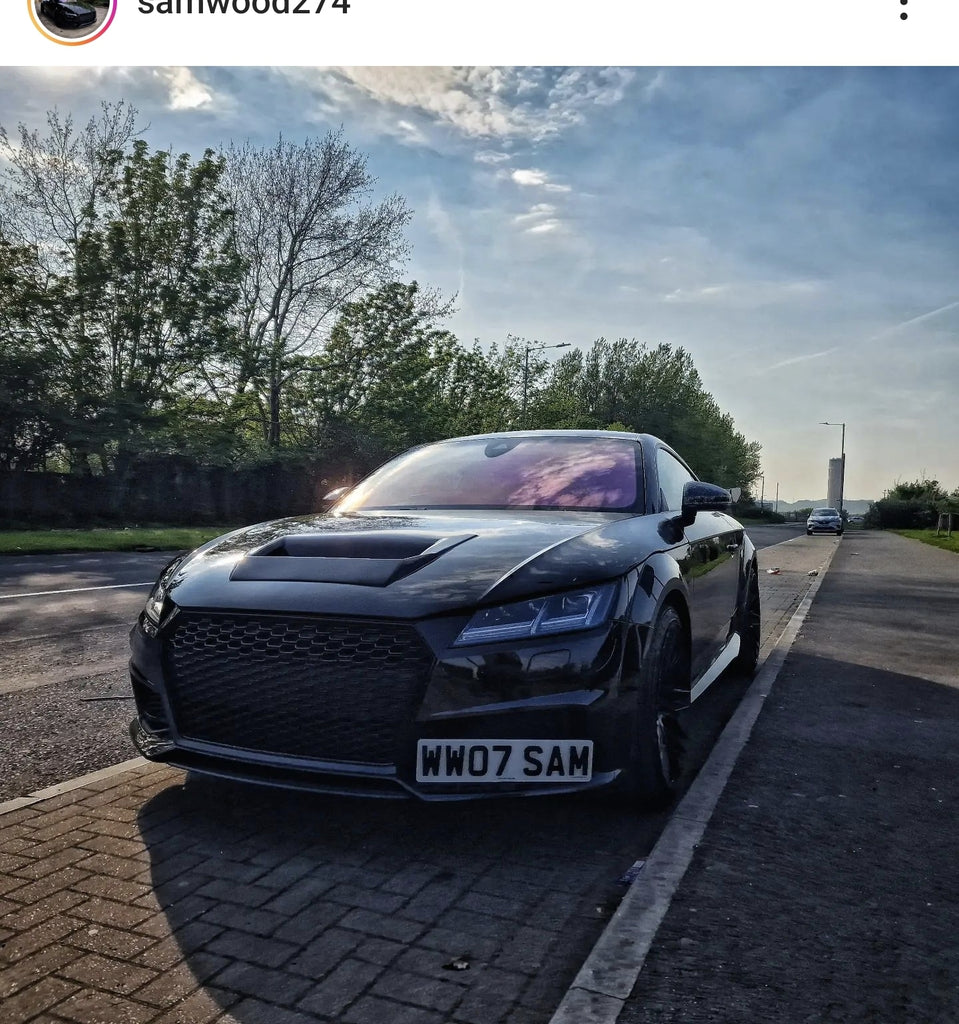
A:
[[0, 533, 835, 1024], [1, 764, 655, 1024]]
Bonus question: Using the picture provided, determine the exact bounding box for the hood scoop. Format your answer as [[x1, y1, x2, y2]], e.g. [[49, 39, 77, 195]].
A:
[[230, 531, 475, 587]]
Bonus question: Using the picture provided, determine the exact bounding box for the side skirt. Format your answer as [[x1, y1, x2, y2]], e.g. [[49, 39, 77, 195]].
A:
[[689, 633, 741, 702]]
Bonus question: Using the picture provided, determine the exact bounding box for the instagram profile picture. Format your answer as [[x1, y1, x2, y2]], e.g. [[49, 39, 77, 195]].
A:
[[30, 0, 116, 43]]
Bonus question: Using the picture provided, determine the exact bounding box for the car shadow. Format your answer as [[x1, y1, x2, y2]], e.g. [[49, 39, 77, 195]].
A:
[[134, 776, 670, 1020]]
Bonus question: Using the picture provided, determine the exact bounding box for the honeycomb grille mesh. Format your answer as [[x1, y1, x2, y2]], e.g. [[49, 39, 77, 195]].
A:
[[163, 612, 434, 764]]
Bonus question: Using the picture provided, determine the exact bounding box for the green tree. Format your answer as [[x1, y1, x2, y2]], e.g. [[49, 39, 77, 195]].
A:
[[287, 281, 457, 464], [0, 236, 71, 469], [530, 337, 761, 489], [75, 140, 243, 464]]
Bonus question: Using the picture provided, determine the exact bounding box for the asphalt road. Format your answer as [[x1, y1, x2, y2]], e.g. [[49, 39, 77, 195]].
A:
[[0, 551, 177, 696], [739, 521, 807, 550]]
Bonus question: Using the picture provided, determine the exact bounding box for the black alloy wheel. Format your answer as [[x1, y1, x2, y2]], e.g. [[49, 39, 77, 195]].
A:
[[733, 567, 761, 677], [624, 605, 689, 809]]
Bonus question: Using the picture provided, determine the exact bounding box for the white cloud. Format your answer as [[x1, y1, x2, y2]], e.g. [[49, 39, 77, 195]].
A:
[[475, 150, 512, 165], [510, 168, 571, 192], [282, 67, 637, 144], [512, 203, 564, 235], [395, 119, 428, 146], [154, 68, 214, 111], [513, 203, 557, 223]]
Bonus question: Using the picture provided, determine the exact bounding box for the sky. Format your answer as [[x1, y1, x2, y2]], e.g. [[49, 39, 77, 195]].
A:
[[1, 65, 957, 503]]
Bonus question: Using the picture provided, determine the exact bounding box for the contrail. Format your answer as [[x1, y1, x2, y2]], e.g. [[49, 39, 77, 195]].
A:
[[757, 298, 959, 375], [756, 347, 838, 374], [869, 299, 959, 342]]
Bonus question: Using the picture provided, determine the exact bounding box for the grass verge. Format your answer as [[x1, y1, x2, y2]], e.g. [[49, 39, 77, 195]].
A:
[[892, 529, 959, 555], [0, 526, 237, 555]]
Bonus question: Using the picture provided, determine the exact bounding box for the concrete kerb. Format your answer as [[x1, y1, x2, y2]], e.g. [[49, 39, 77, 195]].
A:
[[0, 756, 148, 816], [548, 535, 842, 1024]]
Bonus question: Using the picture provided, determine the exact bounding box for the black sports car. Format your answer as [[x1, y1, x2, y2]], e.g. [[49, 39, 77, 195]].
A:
[[39, 0, 97, 28], [129, 431, 760, 806]]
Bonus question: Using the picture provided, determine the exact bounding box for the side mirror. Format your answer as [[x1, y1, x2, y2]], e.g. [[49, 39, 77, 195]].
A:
[[679, 481, 732, 528]]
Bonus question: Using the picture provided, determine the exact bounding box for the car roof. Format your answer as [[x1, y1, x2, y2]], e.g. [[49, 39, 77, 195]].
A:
[[436, 428, 656, 443]]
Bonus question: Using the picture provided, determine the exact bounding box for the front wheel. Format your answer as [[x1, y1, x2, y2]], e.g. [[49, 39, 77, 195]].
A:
[[733, 568, 761, 677], [621, 606, 689, 809]]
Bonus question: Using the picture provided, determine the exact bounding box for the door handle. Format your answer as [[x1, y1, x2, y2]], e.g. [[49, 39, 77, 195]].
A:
[[726, 542, 741, 552]]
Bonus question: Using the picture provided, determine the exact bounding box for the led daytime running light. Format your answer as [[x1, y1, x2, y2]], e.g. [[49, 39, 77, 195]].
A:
[[454, 582, 616, 646]]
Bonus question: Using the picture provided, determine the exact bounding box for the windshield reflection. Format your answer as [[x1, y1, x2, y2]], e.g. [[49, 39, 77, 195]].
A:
[[338, 437, 642, 513]]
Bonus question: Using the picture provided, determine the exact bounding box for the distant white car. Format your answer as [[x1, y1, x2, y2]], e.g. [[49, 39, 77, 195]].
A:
[[807, 507, 843, 536]]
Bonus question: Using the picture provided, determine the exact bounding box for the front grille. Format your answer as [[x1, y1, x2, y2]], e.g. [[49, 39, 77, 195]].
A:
[[163, 612, 434, 764]]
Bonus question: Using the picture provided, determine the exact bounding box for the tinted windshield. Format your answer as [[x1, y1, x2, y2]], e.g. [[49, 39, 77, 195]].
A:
[[812, 508, 840, 516], [338, 436, 643, 512]]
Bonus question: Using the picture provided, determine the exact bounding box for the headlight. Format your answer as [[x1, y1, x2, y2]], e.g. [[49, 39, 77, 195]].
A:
[[142, 556, 184, 633], [454, 582, 617, 646], [143, 588, 167, 627]]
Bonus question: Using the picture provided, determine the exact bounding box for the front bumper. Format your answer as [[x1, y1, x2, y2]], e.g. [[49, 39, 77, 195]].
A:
[[128, 602, 639, 801]]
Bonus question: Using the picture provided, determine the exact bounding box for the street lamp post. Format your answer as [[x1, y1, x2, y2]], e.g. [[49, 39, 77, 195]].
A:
[[521, 340, 570, 428], [820, 421, 846, 515]]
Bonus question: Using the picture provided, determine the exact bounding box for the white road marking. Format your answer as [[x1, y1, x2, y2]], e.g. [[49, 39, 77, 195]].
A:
[[0, 582, 154, 601]]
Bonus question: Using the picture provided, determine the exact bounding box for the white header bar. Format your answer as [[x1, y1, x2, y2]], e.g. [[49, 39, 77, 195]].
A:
[[3, 0, 958, 66]]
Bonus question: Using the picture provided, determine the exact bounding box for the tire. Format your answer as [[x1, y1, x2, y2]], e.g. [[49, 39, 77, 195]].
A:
[[806, 528, 812, 535], [733, 567, 761, 677], [621, 605, 689, 809]]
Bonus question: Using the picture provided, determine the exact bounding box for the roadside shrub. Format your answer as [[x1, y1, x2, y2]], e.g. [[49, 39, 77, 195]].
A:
[[731, 503, 785, 524], [868, 498, 938, 530]]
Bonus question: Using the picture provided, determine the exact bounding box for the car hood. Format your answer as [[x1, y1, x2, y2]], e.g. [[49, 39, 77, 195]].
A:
[[162, 509, 673, 619], [59, 2, 94, 13]]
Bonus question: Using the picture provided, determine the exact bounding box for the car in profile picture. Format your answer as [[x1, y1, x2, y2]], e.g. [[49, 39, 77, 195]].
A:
[[129, 430, 761, 809], [39, 0, 97, 29], [806, 507, 843, 536]]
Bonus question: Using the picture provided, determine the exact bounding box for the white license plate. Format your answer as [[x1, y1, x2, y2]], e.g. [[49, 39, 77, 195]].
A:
[[416, 739, 593, 783]]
